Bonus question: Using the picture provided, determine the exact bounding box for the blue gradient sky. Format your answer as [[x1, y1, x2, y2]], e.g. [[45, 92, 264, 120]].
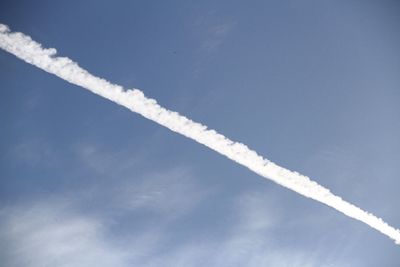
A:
[[1, 1, 400, 266]]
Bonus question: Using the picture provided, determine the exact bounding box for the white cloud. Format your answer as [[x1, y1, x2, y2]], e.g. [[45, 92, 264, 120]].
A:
[[134, 190, 357, 267], [75, 143, 140, 175], [234, 191, 280, 231], [0, 186, 358, 267], [0, 164, 211, 267], [116, 167, 209, 218], [0, 200, 129, 267], [74, 142, 211, 220]]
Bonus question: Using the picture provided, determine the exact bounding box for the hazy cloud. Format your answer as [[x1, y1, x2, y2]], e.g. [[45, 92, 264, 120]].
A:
[[0, 200, 129, 267], [193, 12, 236, 52]]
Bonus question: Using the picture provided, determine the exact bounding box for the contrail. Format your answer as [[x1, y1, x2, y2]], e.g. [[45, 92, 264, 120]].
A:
[[1, 23, 399, 245]]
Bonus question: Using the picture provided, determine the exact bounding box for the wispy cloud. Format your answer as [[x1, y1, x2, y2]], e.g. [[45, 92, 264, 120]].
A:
[[76, 143, 140, 176], [116, 168, 208, 217], [190, 12, 236, 74], [74, 142, 211, 220], [131, 190, 358, 267], [192, 11, 235, 52], [0, 164, 210, 267], [0, 181, 358, 266], [0, 23, 399, 244], [0, 200, 129, 267], [200, 21, 235, 52]]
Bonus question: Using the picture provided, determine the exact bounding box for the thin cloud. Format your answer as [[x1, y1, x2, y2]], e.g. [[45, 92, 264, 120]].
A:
[[74, 143, 210, 219], [200, 21, 235, 51], [0, 23, 399, 245], [192, 11, 235, 52], [0, 166, 212, 267], [136, 191, 358, 267], [0, 181, 360, 266], [0, 201, 129, 267], [117, 168, 208, 217]]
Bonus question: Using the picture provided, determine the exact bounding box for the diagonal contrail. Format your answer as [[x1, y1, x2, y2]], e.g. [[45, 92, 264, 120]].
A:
[[1, 23, 399, 245]]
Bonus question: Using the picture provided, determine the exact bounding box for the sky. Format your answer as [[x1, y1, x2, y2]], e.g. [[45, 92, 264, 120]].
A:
[[1, 0, 400, 266]]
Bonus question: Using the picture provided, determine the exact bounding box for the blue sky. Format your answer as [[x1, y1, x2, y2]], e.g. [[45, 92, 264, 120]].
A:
[[1, 0, 400, 266]]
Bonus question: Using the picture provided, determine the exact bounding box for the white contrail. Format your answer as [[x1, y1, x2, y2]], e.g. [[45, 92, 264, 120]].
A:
[[1, 23, 399, 245]]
